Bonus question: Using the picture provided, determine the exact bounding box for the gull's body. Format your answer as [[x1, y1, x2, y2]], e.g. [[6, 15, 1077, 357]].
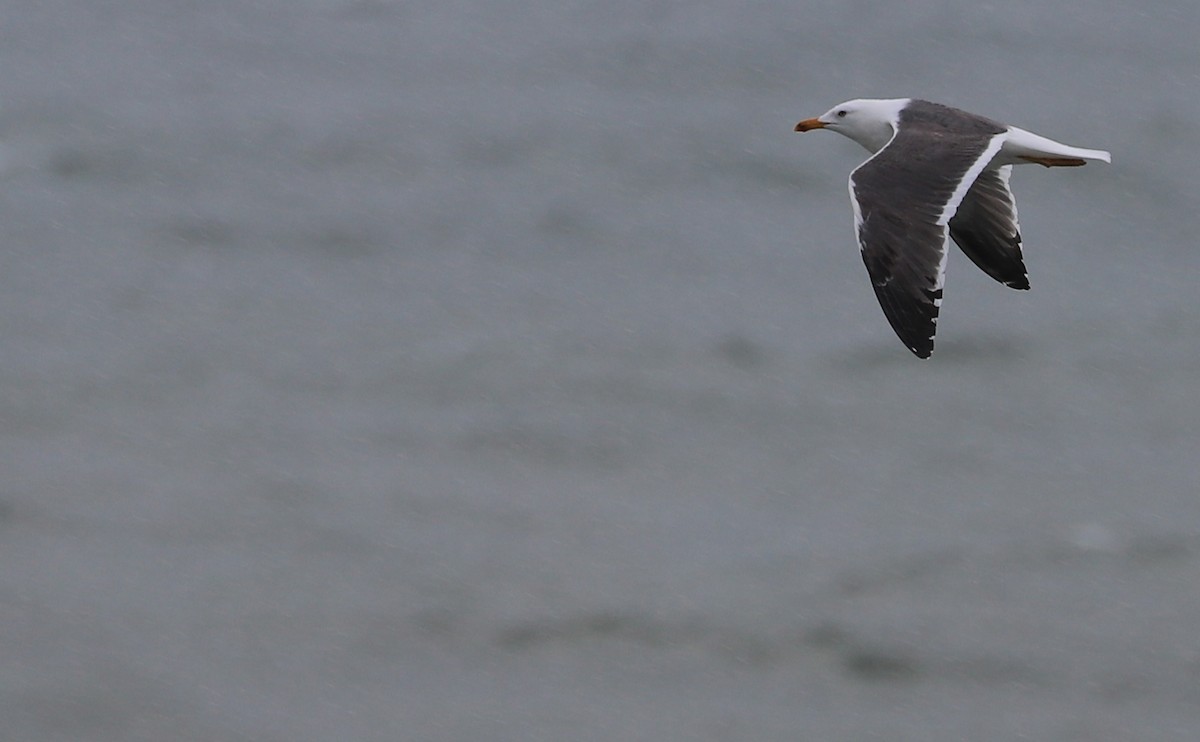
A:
[[795, 98, 1110, 358]]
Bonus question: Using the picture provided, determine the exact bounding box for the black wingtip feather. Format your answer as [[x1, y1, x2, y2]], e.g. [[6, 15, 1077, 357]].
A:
[[870, 281, 938, 359]]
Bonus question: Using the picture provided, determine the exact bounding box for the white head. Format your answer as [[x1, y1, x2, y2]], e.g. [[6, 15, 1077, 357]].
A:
[[794, 98, 907, 153]]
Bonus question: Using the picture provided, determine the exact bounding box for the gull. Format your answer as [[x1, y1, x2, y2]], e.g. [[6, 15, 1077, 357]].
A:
[[795, 98, 1110, 358]]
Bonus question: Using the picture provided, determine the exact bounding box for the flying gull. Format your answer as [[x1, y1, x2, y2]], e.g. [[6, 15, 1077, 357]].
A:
[[794, 98, 1110, 358]]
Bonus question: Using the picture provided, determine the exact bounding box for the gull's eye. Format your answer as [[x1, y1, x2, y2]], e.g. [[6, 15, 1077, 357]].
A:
[[836, 110, 847, 118]]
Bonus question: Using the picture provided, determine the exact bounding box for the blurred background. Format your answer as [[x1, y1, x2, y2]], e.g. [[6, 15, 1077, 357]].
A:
[[1, 1, 1198, 740]]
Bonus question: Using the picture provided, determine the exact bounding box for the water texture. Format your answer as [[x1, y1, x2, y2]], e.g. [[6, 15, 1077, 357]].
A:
[[1, 1, 1198, 740]]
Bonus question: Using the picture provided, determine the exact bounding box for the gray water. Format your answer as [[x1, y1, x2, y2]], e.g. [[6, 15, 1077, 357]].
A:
[[1, 1, 1198, 740]]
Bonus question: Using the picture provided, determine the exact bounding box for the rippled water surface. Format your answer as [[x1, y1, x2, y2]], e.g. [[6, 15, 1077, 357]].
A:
[[1, 1, 1199, 740]]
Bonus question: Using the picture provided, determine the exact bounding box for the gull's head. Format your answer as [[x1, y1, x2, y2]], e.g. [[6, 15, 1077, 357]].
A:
[[794, 98, 906, 153]]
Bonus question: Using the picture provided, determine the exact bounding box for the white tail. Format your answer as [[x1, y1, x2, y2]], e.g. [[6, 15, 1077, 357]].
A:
[[1000, 126, 1111, 165]]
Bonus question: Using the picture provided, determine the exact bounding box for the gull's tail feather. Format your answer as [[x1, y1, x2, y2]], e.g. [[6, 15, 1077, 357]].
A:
[[1001, 126, 1111, 165]]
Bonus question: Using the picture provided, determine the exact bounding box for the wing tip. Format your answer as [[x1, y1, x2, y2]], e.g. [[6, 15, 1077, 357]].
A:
[[1007, 277, 1031, 290]]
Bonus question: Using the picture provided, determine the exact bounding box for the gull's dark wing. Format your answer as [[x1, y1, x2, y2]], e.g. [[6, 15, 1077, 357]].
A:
[[849, 103, 1008, 358], [948, 165, 1029, 290]]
